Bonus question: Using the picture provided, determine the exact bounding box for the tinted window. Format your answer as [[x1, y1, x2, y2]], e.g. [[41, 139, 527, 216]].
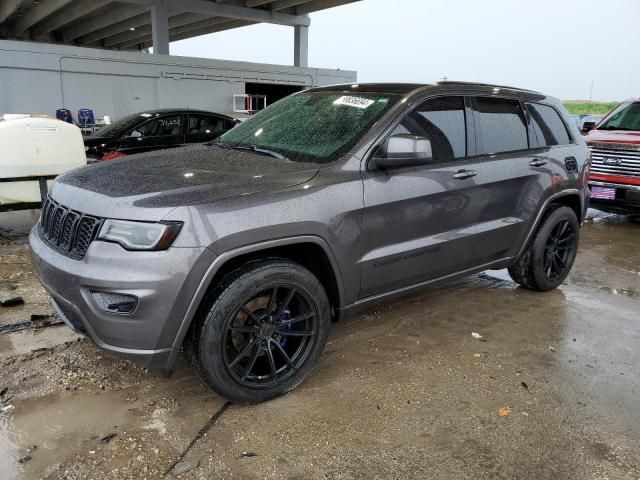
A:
[[136, 114, 182, 137], [392, 96, 466, 162], [475, 98, 528, 154], [528, 103, 571, 146], [188, 114, 225, 135]]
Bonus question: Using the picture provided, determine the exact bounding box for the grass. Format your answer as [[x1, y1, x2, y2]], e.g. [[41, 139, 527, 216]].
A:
[[562, 101, 619, 116]]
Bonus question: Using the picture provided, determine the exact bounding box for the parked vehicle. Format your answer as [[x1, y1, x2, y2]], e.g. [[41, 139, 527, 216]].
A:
[[30, 83, 590, 403], [583, 99, 640, 216], [0, 115, 85, 208], [84, 109, 238, 161], [580, 115, 603, 135]]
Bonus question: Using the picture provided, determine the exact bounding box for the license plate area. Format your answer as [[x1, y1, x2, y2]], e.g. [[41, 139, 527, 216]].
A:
[[590, 185, 617, 200]]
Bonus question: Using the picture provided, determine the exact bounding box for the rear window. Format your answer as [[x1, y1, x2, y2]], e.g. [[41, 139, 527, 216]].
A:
[[527, 103, 572, 146], [475, 98, 528, 154]]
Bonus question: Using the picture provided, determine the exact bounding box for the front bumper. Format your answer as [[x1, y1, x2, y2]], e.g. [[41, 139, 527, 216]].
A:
[[588, 180, 640, 215], [29, 226, 212, 374]]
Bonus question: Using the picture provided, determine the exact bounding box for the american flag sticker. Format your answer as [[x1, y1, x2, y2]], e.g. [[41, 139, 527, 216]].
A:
[[590, 186, 617, 200]]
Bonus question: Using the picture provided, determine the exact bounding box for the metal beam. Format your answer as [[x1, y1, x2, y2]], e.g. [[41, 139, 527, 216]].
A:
[[0, 0, 29, 25], [296, 0, 359, 15], [31, 0, 113, 39], [293, 24, 308, 67], [103, 12, 206, 48], [121, 0, 310, 27], [61, 4, 146, 42], [117, 0, 313, 50], [9, 0, 72, 35], [150, 1, 169, 54], [138, 18, 253, 49], [80, 11, 150, 45]]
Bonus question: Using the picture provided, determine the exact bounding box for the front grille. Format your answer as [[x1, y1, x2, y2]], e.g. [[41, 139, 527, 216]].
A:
[[589, 143, 640, 178], [39, 196, 103, 259]]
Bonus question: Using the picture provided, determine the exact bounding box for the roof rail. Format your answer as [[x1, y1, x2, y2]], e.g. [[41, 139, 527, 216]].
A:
[[438, 81, 541, 95]]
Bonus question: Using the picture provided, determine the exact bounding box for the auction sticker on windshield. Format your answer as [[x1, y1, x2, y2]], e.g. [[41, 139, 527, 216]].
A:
[[333, 96, 375, 109]]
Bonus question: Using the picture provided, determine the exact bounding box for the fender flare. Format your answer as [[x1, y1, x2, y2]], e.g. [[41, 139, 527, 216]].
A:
[[515, 189, 584, 258], [165, 235, 344, 369]]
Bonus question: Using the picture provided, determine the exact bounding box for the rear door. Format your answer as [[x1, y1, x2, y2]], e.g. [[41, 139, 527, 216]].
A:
[[360, 95, 480, 297], [526, 102, 579, 191], [465, 96, 556, 265], [186, 113, 229, 144]]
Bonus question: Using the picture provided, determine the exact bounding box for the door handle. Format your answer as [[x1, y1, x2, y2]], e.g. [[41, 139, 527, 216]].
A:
[[529, 159, 548, 167], [452, 169, 478, 180]]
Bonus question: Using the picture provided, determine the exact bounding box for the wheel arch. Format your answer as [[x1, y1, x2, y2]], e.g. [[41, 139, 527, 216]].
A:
[[167, 236, 344, 369], [550, 193, 584, 223], [515, 189, 584, 259]]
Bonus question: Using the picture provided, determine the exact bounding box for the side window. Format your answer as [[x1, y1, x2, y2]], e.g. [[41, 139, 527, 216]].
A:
[[527, 103, 572, 147], [188, 114, 224, 135], [475, 97, 528, 154], [391, 96, 466, 162], [136, 114, 182, 137]]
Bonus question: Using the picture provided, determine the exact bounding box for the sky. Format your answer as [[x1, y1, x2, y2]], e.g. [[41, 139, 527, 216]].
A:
[[171, 0, 640, 102]]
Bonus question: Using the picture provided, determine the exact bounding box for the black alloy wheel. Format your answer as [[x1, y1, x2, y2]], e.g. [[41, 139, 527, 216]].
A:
[[508, 205, 580, 291], [542, 219, 577, 281], [191, 260, 330, 403], [223, 285, 318, 388]]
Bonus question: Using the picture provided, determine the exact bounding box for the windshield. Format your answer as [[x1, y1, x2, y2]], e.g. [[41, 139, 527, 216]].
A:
[[92, 112, 154, 138], [598, 102, 640, 131], [216, 91, 401, 163]]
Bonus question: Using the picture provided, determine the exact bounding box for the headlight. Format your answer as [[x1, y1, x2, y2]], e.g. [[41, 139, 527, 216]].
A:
[[98, 220, 182, 251]]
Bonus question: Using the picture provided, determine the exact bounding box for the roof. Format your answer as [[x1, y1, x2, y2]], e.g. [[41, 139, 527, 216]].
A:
[[309, 81, 546, 98], [308, 83, 429, 94], [0, 0, 358, 51], [130, 108, 235, 118]]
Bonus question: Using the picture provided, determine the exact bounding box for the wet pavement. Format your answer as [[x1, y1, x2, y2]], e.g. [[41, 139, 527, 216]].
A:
[[0, 209, 638, 479]]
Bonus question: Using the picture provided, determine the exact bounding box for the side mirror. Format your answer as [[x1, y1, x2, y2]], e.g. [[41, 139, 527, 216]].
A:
[[129, 130, 143, 138], [374, 134, 433, 169], [581, 121, 596, 135]]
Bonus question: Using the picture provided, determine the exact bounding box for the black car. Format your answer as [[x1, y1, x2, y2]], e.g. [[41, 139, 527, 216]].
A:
[[84, 109, 238, 161]]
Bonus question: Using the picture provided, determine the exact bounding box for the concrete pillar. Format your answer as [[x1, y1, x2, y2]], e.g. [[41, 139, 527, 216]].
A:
[[294, 24, 308, 68], [150, 2, 170, 55]]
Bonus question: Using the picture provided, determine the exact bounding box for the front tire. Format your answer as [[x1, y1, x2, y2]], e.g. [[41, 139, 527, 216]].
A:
[[508, 205, 580, 291], [191, 259, 330, 403]]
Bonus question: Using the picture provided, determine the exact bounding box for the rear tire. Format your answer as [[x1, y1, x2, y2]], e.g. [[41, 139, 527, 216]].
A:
[[508, 206, 579, 291], [191, 259, 330, 403]]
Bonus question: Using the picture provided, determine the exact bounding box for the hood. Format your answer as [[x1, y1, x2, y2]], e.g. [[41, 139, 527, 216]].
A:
[[52, 144, 319, 220], [585, 129, 640, 145]]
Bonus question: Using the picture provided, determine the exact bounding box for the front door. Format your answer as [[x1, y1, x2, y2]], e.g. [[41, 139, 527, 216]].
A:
[[120, 113, 186, 154], [360, 96, 480, 298]]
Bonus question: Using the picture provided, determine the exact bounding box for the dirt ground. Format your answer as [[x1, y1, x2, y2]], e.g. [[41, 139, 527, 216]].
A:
[[1, 209, 639, 480]]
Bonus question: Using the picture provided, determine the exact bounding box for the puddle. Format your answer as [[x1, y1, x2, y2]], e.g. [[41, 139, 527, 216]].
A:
[[0, 326, 80, 360], [0, 388, 147, 479]]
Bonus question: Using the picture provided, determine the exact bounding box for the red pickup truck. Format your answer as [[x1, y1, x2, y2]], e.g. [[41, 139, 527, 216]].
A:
[[584, 99, 640, 217]]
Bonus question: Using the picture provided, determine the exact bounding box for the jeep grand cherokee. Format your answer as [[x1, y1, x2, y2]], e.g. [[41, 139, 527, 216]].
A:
[[30, 82, 590, 403]]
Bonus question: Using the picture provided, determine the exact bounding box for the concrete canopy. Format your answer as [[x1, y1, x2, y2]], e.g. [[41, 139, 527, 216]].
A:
[[0, 0, 358, 65]]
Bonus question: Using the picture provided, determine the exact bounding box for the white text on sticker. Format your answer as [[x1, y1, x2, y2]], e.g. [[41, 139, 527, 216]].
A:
[[333, 96, 375, 109]]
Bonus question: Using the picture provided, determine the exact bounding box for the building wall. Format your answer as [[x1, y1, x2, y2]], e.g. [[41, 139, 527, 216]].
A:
[[0, 40, 357, 121]]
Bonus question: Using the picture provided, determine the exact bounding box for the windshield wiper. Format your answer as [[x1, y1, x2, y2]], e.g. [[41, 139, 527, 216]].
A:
[[210, 141, 288, 160]]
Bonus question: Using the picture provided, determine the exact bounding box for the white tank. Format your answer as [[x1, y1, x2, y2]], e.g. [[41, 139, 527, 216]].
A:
[[0, 116, 86, 205]]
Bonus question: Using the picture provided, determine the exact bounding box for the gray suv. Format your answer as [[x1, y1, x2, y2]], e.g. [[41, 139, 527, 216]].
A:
[[30, 83, 590, 403]]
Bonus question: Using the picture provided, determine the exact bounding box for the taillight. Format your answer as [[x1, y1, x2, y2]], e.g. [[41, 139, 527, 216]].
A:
[[101, 151, 127, 161]]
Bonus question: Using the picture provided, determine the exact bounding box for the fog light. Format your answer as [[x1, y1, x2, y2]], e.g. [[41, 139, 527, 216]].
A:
[[90, 291, 138, 314]]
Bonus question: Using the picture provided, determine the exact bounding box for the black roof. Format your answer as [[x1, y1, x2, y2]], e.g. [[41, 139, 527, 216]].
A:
[[308, 83, 427, 95], [130, 108, 235, 119], [308, 81, 545, 99]]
